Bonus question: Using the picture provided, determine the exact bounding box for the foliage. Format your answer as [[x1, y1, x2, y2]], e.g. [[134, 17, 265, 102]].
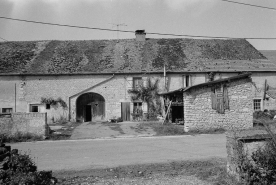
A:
[[128, 78, 162, 119], [0, 132, 43, 143], [41, 97, 68, 109], [0, 149, 56, 184], [238, 140, 276, 185], [236, 121, 276, 185], [128, 78, 159, 103], [253, 110, 274, 120]]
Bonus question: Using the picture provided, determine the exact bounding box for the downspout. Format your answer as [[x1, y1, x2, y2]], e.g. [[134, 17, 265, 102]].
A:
[[68, 74, 115, 121], [14, 83, 16, 112], [263, 79, 267, 110], [164, 64, 166, 92]]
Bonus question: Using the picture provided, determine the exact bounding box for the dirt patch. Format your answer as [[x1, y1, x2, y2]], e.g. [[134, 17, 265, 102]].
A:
[[102, 122, 125, 134], [47, 122, 82, 140], [55, 158, 237, 185]]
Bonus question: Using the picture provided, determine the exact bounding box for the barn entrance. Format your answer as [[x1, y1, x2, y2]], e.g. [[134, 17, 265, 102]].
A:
[[76, 93, 105, 122]]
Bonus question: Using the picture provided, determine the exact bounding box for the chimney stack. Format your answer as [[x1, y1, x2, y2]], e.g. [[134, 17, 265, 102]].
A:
[[135, 30, 146, 41]]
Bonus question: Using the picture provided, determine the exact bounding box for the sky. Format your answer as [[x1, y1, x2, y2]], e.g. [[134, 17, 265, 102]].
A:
[[0, 0, 276, 50]]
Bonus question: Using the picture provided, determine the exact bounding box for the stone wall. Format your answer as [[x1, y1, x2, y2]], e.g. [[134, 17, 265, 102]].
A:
[[0, 113, 48, 137], [226, 129, 270, 180], [184, 78, 253, 131]]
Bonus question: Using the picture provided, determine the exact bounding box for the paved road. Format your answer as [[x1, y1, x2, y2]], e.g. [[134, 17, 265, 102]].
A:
[[10, 134, 226, 172]]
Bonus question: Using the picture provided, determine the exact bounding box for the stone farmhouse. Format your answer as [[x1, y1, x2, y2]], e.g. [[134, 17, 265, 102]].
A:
[[0, 30, 276, 124]]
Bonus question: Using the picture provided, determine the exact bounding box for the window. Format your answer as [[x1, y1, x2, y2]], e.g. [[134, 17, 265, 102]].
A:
[[30, 104, 42, 112], [133, 77, 143, 90], [46, 104, 51, 110], [133, 102, 143, 121], [2, 108, 12, 114], [30, 105, 38, 112], [183, 75, 191, 88], [133, 102, 142, 113], [253, 99, 261, 111]]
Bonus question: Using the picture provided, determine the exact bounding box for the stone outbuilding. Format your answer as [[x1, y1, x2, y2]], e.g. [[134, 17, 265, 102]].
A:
[[183, 74, 253, 131], [161, 74, 254, 131]]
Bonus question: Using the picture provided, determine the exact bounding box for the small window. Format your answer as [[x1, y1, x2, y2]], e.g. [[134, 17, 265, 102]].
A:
[[46, 104, 51, 110], [30, 105, 40, 112], [253, 99, 261, 111], [31, 106, 38, 112], [2, 108, 12, 114], [133, 77, 143, 90], [133, 102, 142, 113]]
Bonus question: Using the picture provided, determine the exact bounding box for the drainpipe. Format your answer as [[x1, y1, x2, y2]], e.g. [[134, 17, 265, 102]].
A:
[[14, 83, 16, 112], [68, 74, 115, 121], [164, 64, 166, 91]]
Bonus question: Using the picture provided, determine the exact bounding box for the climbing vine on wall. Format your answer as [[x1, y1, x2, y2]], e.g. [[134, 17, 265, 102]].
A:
[[40, 97, 67, 109]]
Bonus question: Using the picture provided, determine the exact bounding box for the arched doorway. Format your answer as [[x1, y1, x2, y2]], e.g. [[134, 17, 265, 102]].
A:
[[76, 93, 105, 122]]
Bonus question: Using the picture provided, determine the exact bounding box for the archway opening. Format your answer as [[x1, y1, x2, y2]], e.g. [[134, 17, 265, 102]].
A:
[[76, 92, 105, 122]]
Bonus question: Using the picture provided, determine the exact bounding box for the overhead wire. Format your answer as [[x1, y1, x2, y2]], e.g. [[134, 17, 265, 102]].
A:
[[220, 0, 276, 11], [0, 15, 276, 40]]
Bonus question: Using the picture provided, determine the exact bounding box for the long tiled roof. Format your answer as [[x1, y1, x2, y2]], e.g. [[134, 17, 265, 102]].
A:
[[0, 38, 274, 75]]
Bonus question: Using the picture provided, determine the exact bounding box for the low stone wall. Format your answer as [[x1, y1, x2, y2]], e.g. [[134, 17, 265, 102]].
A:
[[184, 78, 253, 131], [0, 113, 48, 137], [226, 129, 270, 180]]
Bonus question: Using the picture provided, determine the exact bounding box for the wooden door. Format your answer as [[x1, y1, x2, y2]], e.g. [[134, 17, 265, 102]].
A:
[[121, 102, 130, 121], [91, 101, 105, 121]]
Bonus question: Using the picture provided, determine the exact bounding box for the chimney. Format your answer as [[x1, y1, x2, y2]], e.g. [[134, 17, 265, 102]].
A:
[[135, 30, 146, 41]]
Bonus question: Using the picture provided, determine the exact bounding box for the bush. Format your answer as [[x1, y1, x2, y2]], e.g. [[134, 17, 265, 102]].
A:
[[0, 148, 57, 184], [253, 111, 273, 120], [239, 140, 276, 185]]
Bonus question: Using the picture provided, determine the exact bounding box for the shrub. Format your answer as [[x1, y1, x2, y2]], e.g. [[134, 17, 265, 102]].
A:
[[239, 140, 276, 185], [0, 148, 57, 184], [253, 111, 273, 120]]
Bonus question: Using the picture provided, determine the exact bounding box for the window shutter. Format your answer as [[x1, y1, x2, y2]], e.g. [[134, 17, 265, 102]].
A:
[[142, 102, 148, 113], [223, 85, 229, 110], [216, 85, 225, 114], [130, 102, 134, 114], [216, 92, 224, 114], [211, 87, 216, 110]]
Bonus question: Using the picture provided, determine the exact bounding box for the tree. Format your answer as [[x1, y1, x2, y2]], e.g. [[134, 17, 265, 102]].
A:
[[128, 78, 162, 119]]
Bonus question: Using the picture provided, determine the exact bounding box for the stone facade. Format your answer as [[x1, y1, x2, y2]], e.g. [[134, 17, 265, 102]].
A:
[[1, 73, 198, 123], [183, 78, 253, 131], [0, 113, 48, 137]]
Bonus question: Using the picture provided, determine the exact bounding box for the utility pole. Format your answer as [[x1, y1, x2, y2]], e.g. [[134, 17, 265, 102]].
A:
[[109, 23, 127, 40]]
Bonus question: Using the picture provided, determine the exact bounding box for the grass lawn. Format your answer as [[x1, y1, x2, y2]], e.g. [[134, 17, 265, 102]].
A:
[[56, 158, 240, 185], [135, 122, 226, 136]]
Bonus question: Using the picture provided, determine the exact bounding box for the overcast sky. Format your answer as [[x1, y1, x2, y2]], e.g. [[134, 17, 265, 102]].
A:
[[0, 0, 275, 50]]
